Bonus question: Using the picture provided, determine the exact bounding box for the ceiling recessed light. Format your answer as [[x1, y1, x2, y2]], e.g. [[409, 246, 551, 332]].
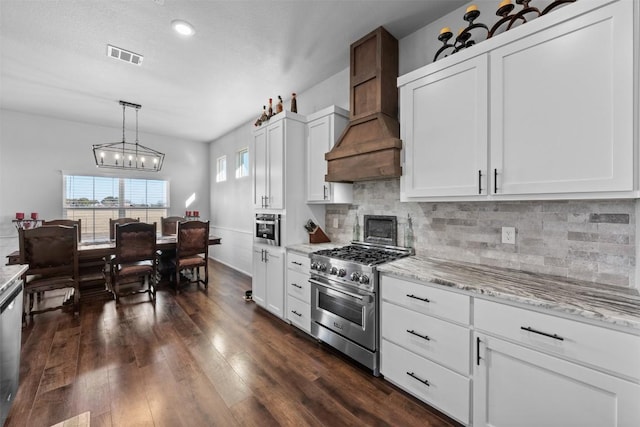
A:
[[172, 19, 195, 37]]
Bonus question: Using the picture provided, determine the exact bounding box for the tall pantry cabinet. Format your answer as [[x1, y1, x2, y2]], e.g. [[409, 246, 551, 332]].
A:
[[251, 110, 321, 319]]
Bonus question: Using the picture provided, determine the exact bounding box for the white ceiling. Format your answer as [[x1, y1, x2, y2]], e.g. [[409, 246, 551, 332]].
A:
[[0, 0, 466, 143]]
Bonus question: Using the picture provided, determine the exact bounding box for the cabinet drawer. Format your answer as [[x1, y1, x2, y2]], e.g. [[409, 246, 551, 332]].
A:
[[380, 275, 470, 325], [286, 269, 310, 302], [381, 339, 470, 425], [381, 301, 471, 375], [287, 295, 310, 333], [475, 298, 640, 380], [287, 252, 310, 274]]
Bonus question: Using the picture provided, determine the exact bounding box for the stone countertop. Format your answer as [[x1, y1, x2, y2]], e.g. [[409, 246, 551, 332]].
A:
[[0, 264, 28, 295], [378, 256, 640, 331]]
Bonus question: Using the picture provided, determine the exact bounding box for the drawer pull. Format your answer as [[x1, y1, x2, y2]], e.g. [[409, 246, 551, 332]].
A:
[[406, 329, 430, 341], [291, 310, 302, 317], [406, 372, 430, 387], [476, 336, 482, 366], [291, 283, 302, 289], [291, 261, 303, 266], [406, 294, 430, 303], [521, 326, 564, 341]]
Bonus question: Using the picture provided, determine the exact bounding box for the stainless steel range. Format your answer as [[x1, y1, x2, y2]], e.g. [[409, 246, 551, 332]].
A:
[[309, 215, 412, 376]]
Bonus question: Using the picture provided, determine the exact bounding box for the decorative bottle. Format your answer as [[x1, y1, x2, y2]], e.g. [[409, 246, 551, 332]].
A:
[[290, 93, 297, 113], [276, 96, 284, 114], [259, 105, 268, 123], [268, 98, 273, 118], [352, 214, 360, 242], [405, 214, 414, 249]]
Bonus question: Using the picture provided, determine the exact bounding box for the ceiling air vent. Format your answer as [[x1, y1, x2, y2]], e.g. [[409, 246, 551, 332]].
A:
[[107, 45, 143, 66]]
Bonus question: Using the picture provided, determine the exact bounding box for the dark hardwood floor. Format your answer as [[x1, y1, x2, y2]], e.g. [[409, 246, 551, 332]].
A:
[[6, 259, 461, 427]]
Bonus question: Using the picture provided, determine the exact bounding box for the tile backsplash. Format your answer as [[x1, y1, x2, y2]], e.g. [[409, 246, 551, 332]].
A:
[[325, 179, 636, 288]]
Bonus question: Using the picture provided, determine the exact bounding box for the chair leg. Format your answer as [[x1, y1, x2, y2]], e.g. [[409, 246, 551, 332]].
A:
[[73, 284, 80, 316]]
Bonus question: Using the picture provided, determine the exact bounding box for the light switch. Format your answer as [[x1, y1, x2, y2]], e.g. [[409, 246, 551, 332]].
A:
[[332, 218, 339, 228]]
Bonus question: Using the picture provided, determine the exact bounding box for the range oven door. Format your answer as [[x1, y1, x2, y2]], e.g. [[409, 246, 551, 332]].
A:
[[310, 276, 376, 351]]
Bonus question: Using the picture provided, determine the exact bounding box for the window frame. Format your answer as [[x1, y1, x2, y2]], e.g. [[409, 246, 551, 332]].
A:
[[62, 172, 169, 241], [216, 155, 227, 183], [235, 147, 249, 179]]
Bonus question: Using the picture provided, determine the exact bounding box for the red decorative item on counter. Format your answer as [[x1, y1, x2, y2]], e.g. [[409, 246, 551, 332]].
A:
[[30, 212, 39, 220], [193, 211, 199, 217], [15, 212, 24, 220]]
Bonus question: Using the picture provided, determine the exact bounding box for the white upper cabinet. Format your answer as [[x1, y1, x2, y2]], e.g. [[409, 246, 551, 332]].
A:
[[400, 55, 488, 200], [253, 119, 284, 209], [399, 0, 636, 201], [490, 0, 634, 197], [306, 106, 352, 204], [253, 112, 306, 210]]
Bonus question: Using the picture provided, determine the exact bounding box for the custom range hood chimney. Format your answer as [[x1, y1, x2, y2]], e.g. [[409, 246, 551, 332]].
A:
[[325, 27, 402, 183]]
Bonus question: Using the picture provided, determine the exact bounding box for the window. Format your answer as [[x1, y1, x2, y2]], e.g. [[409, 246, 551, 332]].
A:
[[63, 174, 169, 240], [216, 155, 227, 182], [235, 148, 249, 178]]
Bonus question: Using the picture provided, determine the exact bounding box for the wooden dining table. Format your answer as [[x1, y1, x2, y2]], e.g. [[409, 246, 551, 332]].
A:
[[5, 234, 222, 298]]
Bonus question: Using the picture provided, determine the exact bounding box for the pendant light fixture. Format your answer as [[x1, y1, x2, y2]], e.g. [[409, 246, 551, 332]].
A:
[[92, 100, 165, 172]]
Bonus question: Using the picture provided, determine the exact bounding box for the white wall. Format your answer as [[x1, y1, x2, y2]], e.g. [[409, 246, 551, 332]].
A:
[[208, 68, 349, 273], [0, 109, 210, 239]]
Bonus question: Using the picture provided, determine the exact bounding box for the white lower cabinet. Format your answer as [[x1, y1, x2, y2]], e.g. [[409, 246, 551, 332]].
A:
[[252, 246, 284, 318], [286, 251, 311, 333], [380, 275, 472, 425], [381, 339, 471, 425], [381, 273, 640, 427], [473, 332, 640, 427], [474, 298, 640, 427]]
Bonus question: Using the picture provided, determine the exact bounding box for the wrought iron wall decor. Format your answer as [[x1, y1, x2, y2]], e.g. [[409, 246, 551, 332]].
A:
[[434, 0, 577, 62]]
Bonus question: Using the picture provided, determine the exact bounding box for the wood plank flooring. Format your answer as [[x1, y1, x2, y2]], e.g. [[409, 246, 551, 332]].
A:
[[6, 260, 462, 427]]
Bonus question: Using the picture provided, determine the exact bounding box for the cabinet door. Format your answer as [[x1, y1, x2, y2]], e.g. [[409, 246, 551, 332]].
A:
[[307, 115, 332, 202], [251, 248, 266, 307], [490, 0, 633, 196], [474, 333, 640, 427], [400, 55, 488, 200], [253, 128, 267, 209], [264, 249, 284, 318], [266, 121, 284, 209]]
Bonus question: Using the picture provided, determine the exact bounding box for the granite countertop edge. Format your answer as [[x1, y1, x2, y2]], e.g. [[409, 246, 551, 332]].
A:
[[378, 256, 640, 331], [0, 264, 28, 294]]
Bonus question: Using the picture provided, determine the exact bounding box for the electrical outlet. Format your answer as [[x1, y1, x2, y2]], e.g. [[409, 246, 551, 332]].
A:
[[502, 227, 516, 244], [332, 218, 339, 228]]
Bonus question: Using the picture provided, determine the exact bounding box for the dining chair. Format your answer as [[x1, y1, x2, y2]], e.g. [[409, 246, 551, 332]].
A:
[[158, 216, 185, 278], [19, 224, 80, 318], [107, 222, 157, 304], [42, 218, 82, 242], [109, 217, 140, 240], [172, 220, 209, 293], [160, 216, 185, 236]]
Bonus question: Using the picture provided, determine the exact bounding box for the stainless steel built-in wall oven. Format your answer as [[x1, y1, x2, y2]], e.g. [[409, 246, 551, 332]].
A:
[[254, 213, 280, 246], [309, 215, 411, 376]]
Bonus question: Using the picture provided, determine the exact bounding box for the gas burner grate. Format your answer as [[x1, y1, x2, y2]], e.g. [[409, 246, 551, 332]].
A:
[[314, 244, 409, 266]]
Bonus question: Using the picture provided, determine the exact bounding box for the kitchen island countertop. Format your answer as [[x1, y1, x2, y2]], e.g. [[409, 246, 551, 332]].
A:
[[0, 264, 28, 295], [379, 256, 640, 331]]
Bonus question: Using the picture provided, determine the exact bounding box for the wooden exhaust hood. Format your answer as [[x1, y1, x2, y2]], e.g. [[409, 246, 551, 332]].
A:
[[325, 26, 402, 183]]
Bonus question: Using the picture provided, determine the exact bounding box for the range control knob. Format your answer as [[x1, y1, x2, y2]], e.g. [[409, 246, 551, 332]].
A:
[[338, 268, 347, 277], [350, 272, 361, 282], [329, 266, 338, 275], [359, 274, 370, 285], [318, 263, 327, 272], [310, 262, 318, 270]]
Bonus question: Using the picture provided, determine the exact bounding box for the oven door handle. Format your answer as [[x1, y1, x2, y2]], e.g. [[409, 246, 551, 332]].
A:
[[255, 220, 276, 225], [309, 278, 372, 303]]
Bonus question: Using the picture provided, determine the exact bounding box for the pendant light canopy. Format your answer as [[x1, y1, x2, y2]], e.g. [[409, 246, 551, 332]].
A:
[[92, 100, 165, 172]]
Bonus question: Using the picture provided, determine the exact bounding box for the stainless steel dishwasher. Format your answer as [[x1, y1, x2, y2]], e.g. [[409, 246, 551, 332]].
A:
[[1, 276, 23, 426]]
